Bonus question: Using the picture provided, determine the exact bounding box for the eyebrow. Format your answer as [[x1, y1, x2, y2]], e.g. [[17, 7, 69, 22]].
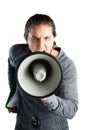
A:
[[32, 36, 39, 39], [32, 35, 51, 38], [32, 36, 38, 38]]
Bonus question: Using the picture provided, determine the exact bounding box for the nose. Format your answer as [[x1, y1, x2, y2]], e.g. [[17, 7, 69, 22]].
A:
[[37, 39, 45, 51]]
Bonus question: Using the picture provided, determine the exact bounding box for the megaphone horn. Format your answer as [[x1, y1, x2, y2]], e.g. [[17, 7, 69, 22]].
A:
[[17, 52, 62, 98]]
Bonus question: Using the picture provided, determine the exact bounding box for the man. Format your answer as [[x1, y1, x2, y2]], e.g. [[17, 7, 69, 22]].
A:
[[6, 14, 78, 130]]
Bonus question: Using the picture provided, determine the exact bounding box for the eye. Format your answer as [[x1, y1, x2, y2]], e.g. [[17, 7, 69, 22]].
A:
[[44, 37, 50, 40], [32, 36, 39, 42]]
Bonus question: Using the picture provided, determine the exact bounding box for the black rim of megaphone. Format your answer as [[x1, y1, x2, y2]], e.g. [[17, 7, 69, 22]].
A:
[[16, 52, 63, 98]]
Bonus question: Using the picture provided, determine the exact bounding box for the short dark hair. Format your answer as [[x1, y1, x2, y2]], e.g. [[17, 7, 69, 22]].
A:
[[24, 14, 56, 40]]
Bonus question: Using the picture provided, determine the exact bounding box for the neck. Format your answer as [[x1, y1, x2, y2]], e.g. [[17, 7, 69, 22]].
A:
[[50, 49, 59, 57]]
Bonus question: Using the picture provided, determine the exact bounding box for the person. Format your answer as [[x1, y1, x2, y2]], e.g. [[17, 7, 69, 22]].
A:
[[6, 13, 78, 130]]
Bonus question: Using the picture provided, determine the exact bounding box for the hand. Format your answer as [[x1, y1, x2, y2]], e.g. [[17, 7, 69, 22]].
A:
[[8, 106, 18, 113]]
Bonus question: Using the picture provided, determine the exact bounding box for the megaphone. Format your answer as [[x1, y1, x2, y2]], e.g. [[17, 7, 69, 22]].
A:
[[17, 52, 62, 98]]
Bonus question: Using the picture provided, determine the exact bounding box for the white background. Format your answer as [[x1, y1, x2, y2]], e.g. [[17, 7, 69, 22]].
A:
[[0, 0, 87, 129]]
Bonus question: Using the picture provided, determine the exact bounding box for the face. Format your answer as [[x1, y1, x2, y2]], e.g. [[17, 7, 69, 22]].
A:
[[26, 24, 55, 53]]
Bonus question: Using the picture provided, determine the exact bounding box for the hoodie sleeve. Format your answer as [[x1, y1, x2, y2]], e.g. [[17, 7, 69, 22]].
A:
[[42, 59, 78, 119], [5, 45, 18, 109], [8, 45, 17, 89]]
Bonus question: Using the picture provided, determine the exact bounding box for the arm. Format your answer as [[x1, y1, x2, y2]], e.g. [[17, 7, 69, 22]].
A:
[[42, 61, 78, 119], [6, 44, 29, 112], [8, 58, 16, 90], [6, 47, 18, 113]]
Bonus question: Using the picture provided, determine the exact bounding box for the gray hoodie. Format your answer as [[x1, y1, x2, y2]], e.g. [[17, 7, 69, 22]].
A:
[[6, 44, 78, 130]]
